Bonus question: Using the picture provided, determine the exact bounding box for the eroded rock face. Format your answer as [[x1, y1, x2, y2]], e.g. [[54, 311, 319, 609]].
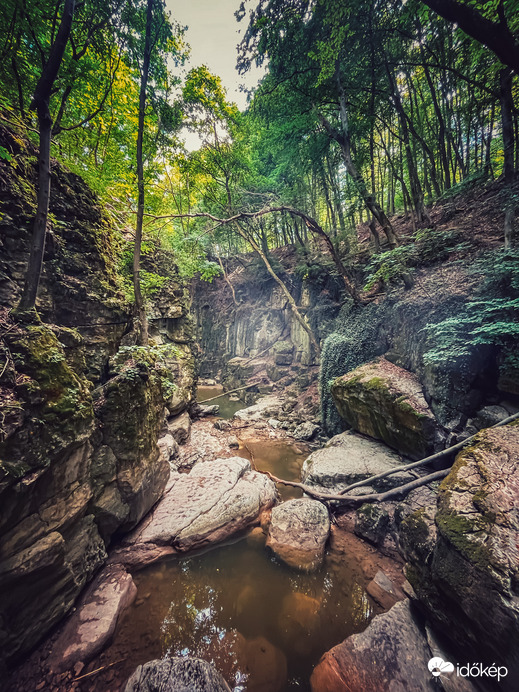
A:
[[94, 362, 170, 533], [0, 127, 194, 668], [301, 431, 414, 493], [125, 657, 231, 692], [123, 457, 277, 555], [266, 498, 330, 572], [331, 357, 442, 459], [310, 600, 437, 692], [402, 425, 519, 686]]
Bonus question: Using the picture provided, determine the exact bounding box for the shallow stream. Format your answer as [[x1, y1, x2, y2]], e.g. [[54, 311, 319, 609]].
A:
[[79, 391, 380, 691]]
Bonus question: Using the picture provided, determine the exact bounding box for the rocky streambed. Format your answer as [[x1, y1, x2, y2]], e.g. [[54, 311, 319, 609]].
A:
[[8, 374, 519, 692], [7, 393, 408, 692]]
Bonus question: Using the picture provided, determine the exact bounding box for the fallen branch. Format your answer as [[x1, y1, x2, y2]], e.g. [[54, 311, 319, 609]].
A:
[[260, 412, 519, 505], [198, 381, 261, 403], [263, 468, 449, 505], [72, 659, 125, 682], [338, 411, 519, 495]]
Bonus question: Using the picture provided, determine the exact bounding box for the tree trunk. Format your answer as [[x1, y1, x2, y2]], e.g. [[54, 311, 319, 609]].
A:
[[500, 67, 516, 182], [15, 0, 76, 318], [133, 0, 154, 346]]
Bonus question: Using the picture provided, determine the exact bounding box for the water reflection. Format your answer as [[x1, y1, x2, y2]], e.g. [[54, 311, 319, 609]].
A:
[[197, 385, 246, 419], [86, 535, 376, 692]]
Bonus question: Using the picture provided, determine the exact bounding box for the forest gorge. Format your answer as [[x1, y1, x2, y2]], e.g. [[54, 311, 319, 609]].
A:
[[0, 0, 519, 690]]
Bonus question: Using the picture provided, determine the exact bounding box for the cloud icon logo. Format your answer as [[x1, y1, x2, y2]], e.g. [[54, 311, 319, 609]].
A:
[[428, 657, 455, 677]]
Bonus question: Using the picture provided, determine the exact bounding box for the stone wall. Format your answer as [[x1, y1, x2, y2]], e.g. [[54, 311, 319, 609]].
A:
[[190, 250, 342, 378]]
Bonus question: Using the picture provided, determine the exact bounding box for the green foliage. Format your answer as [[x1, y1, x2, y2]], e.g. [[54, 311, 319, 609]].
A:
[[363, 246, 414, 291], [112, 343, 183, 404], [423, 249, 519, 366], [413, 227, 467, 264]]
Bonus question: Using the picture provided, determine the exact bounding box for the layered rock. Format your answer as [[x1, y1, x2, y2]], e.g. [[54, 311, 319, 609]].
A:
[[401, 425, 519, 686], [266, 498, 330, 571], [0, 127, 195, 668], [331, 358, 442, 459], [301, 431, 414, 494], [310, 600, 439, 692]]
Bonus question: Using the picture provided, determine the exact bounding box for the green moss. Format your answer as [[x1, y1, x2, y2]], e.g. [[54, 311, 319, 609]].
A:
[[10, 326, 92, 420], [400, 508, 430, 548], [436, 510, 491, 571], [364, 376, 389, 392]]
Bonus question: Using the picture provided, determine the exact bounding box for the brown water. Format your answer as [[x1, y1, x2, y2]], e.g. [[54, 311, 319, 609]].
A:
[[197, 385, 247, 419], [83, 533, 376, 692], [236, 440, 307, 500], [79, 398, 377, 691]]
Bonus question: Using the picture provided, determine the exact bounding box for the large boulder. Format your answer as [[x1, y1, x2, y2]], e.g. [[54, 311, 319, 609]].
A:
[[125, 657, 231, 692], [266, 498, 330, 571], [301, 431, 415, 494], [310, 600, 437, 692], [331, 357, 442, 459], [402, 425, 519, 688], [123, 457, 277, 554]]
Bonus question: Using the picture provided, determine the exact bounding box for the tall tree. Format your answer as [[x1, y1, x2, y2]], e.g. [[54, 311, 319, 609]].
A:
[[15, 0, 77, 317], [420, 0, 519, 75]]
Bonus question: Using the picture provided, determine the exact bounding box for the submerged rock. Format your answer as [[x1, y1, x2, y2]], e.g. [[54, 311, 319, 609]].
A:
[[124, 657, 231, 692], [331, 357, 442, 459], [123, 457, 277, 554], [301, 431, 414, 493], [266, 498, 330, 571], [310, 600, 437, 691]]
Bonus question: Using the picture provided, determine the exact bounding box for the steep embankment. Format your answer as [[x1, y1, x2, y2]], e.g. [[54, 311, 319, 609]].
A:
[[0, 125, 196, 671]]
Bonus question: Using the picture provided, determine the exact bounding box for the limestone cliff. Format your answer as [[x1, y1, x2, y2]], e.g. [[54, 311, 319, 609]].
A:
[[0, 126, 196, 669]]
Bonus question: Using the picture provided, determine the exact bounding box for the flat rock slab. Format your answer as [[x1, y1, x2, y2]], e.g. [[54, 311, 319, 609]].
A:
[[331, 357, 442, 459], [301, 431, 414, 493], [233, 395, 282, 422], [52, 565, 137, 671], [267, 498, 330, 572], [125, 657, 231, 692], [310, 600, 437, 691], [124, 457, 277, 553]]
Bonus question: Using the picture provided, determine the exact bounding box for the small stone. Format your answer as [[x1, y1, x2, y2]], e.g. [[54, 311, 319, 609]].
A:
[[228, 435, 239, 449], [293, 421, 320, 441], [73, 662, 84, 677]]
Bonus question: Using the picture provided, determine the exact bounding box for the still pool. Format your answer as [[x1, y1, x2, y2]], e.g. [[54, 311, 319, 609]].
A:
[[197, 385, 247, 419], [81, 530, 377, 691]]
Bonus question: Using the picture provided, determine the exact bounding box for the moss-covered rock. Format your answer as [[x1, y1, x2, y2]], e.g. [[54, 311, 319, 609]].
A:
[[403, 425, 519, 682], [354, 503, 390, 546], [331, 357, 442, 459], [94, 358, 169, 532], [273, 340, 294, 365]]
